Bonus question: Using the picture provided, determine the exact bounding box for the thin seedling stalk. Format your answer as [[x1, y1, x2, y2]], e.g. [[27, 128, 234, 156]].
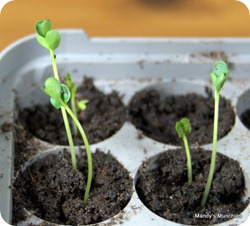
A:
[[175, 118, 193, 185], [49, 50, 77, 170], [61, 108, 77, 170], [63, 104, 92, 206], [70, 89, 78, 136], [201, 90, 219, 208], [183, 135, 192, 185]]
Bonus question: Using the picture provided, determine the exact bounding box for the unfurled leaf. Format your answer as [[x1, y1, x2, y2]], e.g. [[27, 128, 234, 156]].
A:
[[35, 19, 61, 51], [50, 97, 61, 109], [43, 77, 70, 109], [36, 35, 49, 50], [43, 77, 62, 101], [45, 30, 61, 51], [35, 20, 51, 37]]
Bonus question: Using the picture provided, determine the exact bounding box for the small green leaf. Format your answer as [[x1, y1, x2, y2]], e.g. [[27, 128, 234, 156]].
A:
[[35, 20, 51, 37], [43, 77, 71, 109], [210, 61, 230, 93], [50, 98, 62, 109], [43, 77, 62, 101], [61, 84, 71, 104], [45, 30, 61, 51], [78, 99, 89, 111], [65, 73, 76, 93], [36, 35, 50, 50], [175, 118, 192, 138], [35, 20, 60, 51]]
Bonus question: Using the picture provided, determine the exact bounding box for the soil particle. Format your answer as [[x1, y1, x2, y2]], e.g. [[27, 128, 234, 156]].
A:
[[128, 87, 235, 145], [13, 150, 133, 225], [18, 77, 126, 145], [136, 149, 249, 225], [1, 122, 13, 132]]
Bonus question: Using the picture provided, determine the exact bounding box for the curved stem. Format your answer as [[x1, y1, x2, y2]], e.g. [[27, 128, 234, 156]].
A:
[[183, 135, 192, 185], [201, 90, 219, 208], [71, 90, 78, 136], [63, 104, 92, 206], [61, 107, 77, 170], [50, 50, 77, 170]]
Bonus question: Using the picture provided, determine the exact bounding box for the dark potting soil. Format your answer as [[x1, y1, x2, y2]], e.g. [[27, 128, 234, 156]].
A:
[[128, 87, 235, 145], [136, 149, 249, 225], [13, 150, 133, 225], [18, 77, 126, 145], [240, 109, 250, 130]]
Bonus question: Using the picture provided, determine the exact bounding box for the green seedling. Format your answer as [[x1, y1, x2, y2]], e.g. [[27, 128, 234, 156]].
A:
[[43, 77, 93, 205], [65, 73, 89, 136], [78, 99, 89, 111], [35, 19, 77, 171], [201, 61, 230, 208], [35, 19, 92, 205], [175, 118, 192, 185]]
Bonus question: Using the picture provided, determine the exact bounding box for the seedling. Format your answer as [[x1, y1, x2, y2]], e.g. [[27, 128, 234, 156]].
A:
[[35, 19, 77, 171], [35, 20, 92, 205], [175, 118, 192, 185], [65, 73, 89, 136], [43, 77, 92, 205], [201, 61, 230, 208]]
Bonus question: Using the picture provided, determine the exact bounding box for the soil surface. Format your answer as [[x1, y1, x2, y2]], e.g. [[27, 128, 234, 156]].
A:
[[240, 109, 250, 130], [13, 150, 133, 225], [136, 149, 249, 225], [19, 77, 126, 145], [128, 87, 235, 145], [12, 121, 38, 172]]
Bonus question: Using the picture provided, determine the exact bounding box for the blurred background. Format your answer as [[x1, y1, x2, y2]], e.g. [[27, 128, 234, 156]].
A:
[[0, 0, 250, 50]]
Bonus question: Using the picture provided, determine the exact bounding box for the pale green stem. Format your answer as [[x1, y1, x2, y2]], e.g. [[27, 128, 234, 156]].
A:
[[183, 135, 192, 185], [49, 50, 77, 170], [49, 50, 60, 81], [61, 108, 77, 170], [201, 90, 219, 208], [71, 90, 78, 136], [63, 104, 92, 206]]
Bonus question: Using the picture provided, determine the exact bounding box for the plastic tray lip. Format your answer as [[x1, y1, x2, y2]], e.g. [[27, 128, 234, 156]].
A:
[[2, 29, 250, 61], [2, 29, 250, 82], [1, 30, 250, 225], [2, 29, 250, 53]]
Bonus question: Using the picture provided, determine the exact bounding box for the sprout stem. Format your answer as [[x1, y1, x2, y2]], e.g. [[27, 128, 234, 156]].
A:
[[70, 89, 78, 136], [183, 135, 192, 185], [201, 90, 219, 208], [61, 107, 77, 170], [49, 50, 59, 80], [64, 104, 92, 206], [175, 118, 192, 185], [50, 50, 77, 170]]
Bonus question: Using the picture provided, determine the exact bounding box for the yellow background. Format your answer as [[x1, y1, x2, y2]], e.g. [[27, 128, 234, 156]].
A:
[[0, 0, 250, 50]]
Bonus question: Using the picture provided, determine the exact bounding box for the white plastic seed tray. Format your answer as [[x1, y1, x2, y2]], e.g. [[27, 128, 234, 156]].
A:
[[0, 30, 250, 225]]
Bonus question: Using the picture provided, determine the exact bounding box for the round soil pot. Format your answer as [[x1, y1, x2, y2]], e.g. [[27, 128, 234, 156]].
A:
[[237, 88, 250, 130], [135, 148, 249, 225], [240, 109, 250, 130], [18, 77, 126, 145], [128, 84, 235, 145], [12, 149, 133, 225]]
